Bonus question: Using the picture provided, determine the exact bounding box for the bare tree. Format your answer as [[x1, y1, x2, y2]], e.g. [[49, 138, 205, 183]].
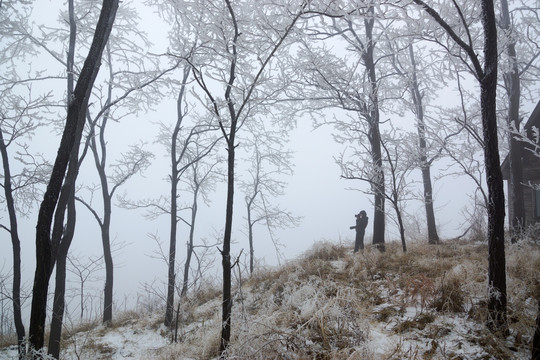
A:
[[67, 253, 104, 321], [157, 64, 219, 327], [340, 125, 415, 253], [498, 0, 540, 238], [167, 0, 307, 352], [72, 2, 176, 326], [240, 125, 300, 274], [409, 0, 507, 333], [500, 0, 525, 238], [179, 154, 221, 298], [0, 2, 57, 356], [380, 130, 416, 252], [294, 2, 402, 251], [76, 139, 153, 324], [389, 40, 442, 244], [28, 0, 119, 353]]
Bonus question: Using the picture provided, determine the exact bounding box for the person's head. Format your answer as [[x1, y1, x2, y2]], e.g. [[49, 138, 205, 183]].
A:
[[356, 210, 366, 218]]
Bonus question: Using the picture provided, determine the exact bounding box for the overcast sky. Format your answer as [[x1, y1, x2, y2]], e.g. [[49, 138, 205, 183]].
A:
[[2, 0, 533, 322]]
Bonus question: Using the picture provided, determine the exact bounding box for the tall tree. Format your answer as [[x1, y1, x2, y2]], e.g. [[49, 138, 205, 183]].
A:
[[240, 125, 300, 274], [389, 40, 441, 244], [159, 65, 219, 327], [47, 0, 81, 356], [295, 2, 397, 251], [179, 151, 221, 298], [500, 0, 525, 238], [72, 1, 172, 325], [0, 93, 51, 360], [28, 0, 119, 353], [409, 0, 507, 332], [168, 0, 307, 352], [77, 130, 153, 325], [0, 2, 57, 357], [337, 4, 386, 250]]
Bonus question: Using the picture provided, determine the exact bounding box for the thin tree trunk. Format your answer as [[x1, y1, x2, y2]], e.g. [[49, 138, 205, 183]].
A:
[[408, 43, 440, 244], [28, 0, 119, 352], [0, 131, 26, 359], [164, 159, 178, 327], [481, 0, 507, 333], [219, 1, 239, 353], [246, 192, 256, 275], [397, 209, 407, 252], [165, 66, 191, 326], [181, 189, 198, 298], [101, 225, 113, 324], [47, 1, 79, 354], [363, 8, 385, 251], [48, 145, 81, 358], [220, 138, 235, 354], [500, 0, 525, 239], [91, 123, 115, 325]]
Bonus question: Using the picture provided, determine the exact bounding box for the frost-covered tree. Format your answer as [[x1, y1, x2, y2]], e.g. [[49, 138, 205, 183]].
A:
[[295, 1, 410, 251], [240, 121, 300, 274], [388, 39, 443, 244], [28, 0, 120, 354], [0, 2, 56, 356], [498, 0, 540, 236], [161, 0, 307, 352], [69, 0, 172, 328], [408, 0, 507, 333]]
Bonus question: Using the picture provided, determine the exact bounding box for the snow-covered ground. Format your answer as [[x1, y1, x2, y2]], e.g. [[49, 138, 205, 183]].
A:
[[1, 239, 538, 359]]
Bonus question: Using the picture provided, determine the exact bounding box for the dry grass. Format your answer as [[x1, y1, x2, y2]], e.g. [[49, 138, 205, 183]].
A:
[[10, 238, 536, 360], [0, 334, 17, 349]]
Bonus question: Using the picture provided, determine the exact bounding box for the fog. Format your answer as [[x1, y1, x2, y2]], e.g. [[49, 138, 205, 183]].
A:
[[0, 0, 522, 325]]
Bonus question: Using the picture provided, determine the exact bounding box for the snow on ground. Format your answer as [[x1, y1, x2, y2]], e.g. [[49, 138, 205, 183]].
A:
[[1, 239, 538, 359]]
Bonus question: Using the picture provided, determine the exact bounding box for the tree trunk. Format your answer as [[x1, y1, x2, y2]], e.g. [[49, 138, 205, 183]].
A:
[[48, 1, 79, 354], [102, 225, 114, 324], [48, 235, 70, 358], [48, 130, 81, 359], [481, 0, 507, 334], [500, 0, 525, 239], [363, 8, 385, 251], [28, 0, 119, 352], [181, 189, 198, 298], [164, 162, 178, 327], [421, 166, 439, 243], [165, 66, 191, 326], [0, 131, 26, 359], [220, 138, 235, 355], [397, 209, 407, 253], [408, 43, 440, 244], [246, 192, 256, 275]]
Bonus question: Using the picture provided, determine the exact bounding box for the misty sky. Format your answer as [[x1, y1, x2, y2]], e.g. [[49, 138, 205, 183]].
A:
[[2, 0, 534, 320]]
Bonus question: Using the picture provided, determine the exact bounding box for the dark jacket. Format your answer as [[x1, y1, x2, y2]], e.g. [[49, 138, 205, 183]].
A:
[[351, 215, 368, 233]]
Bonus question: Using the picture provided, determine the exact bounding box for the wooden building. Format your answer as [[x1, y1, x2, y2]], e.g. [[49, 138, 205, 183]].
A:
[[501, 100, 540, 227]]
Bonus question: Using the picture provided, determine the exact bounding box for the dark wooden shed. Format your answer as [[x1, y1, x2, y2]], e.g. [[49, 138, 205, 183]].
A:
[[501, 100, 540, 227]]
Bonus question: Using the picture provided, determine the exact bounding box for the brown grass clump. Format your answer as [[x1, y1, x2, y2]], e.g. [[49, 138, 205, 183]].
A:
[[191, 282, 222, 307], [0, 334, 17, 349], [430, 274, 465, 313], [392, 312, 435, 334], [303, 241, 349, 262]]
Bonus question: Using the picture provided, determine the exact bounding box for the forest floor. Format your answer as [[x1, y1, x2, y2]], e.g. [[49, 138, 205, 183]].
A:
[[1, 238, 539, 359]]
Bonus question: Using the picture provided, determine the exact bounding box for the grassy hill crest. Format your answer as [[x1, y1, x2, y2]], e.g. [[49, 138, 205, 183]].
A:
[[1, 238, 539, 359]]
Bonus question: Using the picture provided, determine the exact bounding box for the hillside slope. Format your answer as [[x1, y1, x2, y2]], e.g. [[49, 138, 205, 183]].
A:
[[1, 239, 539, 359]]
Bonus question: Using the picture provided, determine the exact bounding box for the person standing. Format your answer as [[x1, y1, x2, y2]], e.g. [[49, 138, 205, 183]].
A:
[[350, 210, 368, 252]]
